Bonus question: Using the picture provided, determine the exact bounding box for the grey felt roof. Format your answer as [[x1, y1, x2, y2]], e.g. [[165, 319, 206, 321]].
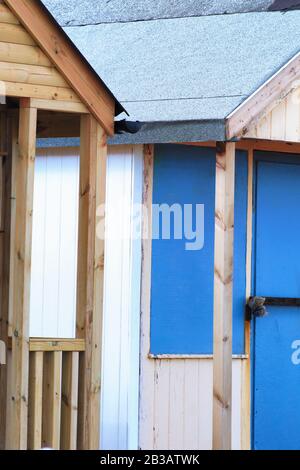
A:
[[42, 0, 298, 25], [41, 1, 300, 143]]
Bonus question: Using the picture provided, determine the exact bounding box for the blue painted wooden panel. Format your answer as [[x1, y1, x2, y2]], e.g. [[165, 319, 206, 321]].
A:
[[150, 145, 247, 355], [253, 153, 300, 450]]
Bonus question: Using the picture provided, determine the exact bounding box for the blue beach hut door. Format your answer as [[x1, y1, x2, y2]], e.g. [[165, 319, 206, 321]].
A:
[[252, 151, 300, 450]]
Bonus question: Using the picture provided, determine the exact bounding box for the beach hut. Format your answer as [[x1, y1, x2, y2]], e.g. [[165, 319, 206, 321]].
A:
[[1, 0, 300, 452], [43, 0, 300, 451], [0, 0, 125, 450]]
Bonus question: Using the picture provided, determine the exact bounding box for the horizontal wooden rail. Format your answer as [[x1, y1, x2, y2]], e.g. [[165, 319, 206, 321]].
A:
[[30, 338, 85, 352], [7, 338, 85, 352]]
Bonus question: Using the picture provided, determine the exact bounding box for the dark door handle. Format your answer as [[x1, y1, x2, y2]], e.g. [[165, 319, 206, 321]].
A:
[[263, 297, 300, 307], [246, 296, 300, 320]]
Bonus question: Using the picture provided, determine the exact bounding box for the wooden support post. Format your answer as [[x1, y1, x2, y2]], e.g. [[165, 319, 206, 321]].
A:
[[0, 109, 7, 449], [7, 98, 37, 449], [61, 351, 79, 450], [213, 142, 235, 450], [42, 351, 62, 449], [28, 351, 43, 450], [241, 149, 253, 450], [76, 114, 107, 450]]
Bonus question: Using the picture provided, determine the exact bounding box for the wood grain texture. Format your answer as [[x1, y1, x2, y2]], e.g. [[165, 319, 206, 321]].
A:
[[0, 3, 19, 24], [226, 52, 300, 139], [245, 87, 300, 142], [139, 145, 156, 450], [42, 351, 62, 449], [0, 109, 8, 448], [0, 22, 35, 46], [3, 81, 80, 102], [76, 115, 107, 449], [0, 42, 51, 67], [28, 351, 43, 449], [241, 150, 253, 450], [213, 142, 235, 450], [0, 61, 68, 87], [7, 102, 37, 449], [5, 0, 115, 135], [32, 98, 87, 114], [60, 352, 79, 450], [30, 339, 85, 353]]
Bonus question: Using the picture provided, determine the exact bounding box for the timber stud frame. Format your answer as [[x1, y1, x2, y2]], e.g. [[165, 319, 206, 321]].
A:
[[0, 0, 119, 450]]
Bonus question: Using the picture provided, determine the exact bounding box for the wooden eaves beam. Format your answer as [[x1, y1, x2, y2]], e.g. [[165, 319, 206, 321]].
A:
[[4, 0, 115, 136]]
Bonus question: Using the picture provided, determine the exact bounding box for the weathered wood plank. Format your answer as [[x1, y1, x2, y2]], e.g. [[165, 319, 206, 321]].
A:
[[60, 352, 79, 450], [32, 98, 88, 114], [0, 109, 7, 449], [0, 3, 19, 24], [7, 100, 37, 449], [241, 150, 253, 450], [139, 145, 156, 450], [0, 22, 35, 46], [42, 351, 62, 449], [226, 52, 300, 139], [213, 142, 235, 450], [76, 115, 107, 449], [0, 42, 51, 67], [5, 0, 115, 135], [30, 338, 85, 353], [28, 351, 43, 450], [7, 112, 17, 339], [3, 81, 81, 102], [0, 61, 68, 87]]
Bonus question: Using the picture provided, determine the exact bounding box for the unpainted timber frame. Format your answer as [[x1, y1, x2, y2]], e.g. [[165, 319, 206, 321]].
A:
[[4, 0, 116, 135]]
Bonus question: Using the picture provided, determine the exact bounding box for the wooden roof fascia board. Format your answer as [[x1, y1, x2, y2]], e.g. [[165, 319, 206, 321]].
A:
[[226, 51, 300, 140], [4, 0, 117, 135]]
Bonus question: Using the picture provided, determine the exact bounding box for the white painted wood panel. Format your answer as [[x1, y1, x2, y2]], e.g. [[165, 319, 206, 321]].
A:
[[30, 148, 79, 338], [139, 358, 243, 450], [101, 145, 143, 450], [246, 87, 300, 142], [29, 144, 143, 450]]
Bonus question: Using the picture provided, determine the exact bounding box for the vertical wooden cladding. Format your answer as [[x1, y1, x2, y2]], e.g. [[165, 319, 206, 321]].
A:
[[77, 115, 107, 450], [246, 88, 300, 142], [213, 142, 235, 450]]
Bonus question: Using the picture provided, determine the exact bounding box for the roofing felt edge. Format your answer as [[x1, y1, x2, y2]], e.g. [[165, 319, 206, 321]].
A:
[[42, 0, 300, 27], [37, 119, 227, 146]]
